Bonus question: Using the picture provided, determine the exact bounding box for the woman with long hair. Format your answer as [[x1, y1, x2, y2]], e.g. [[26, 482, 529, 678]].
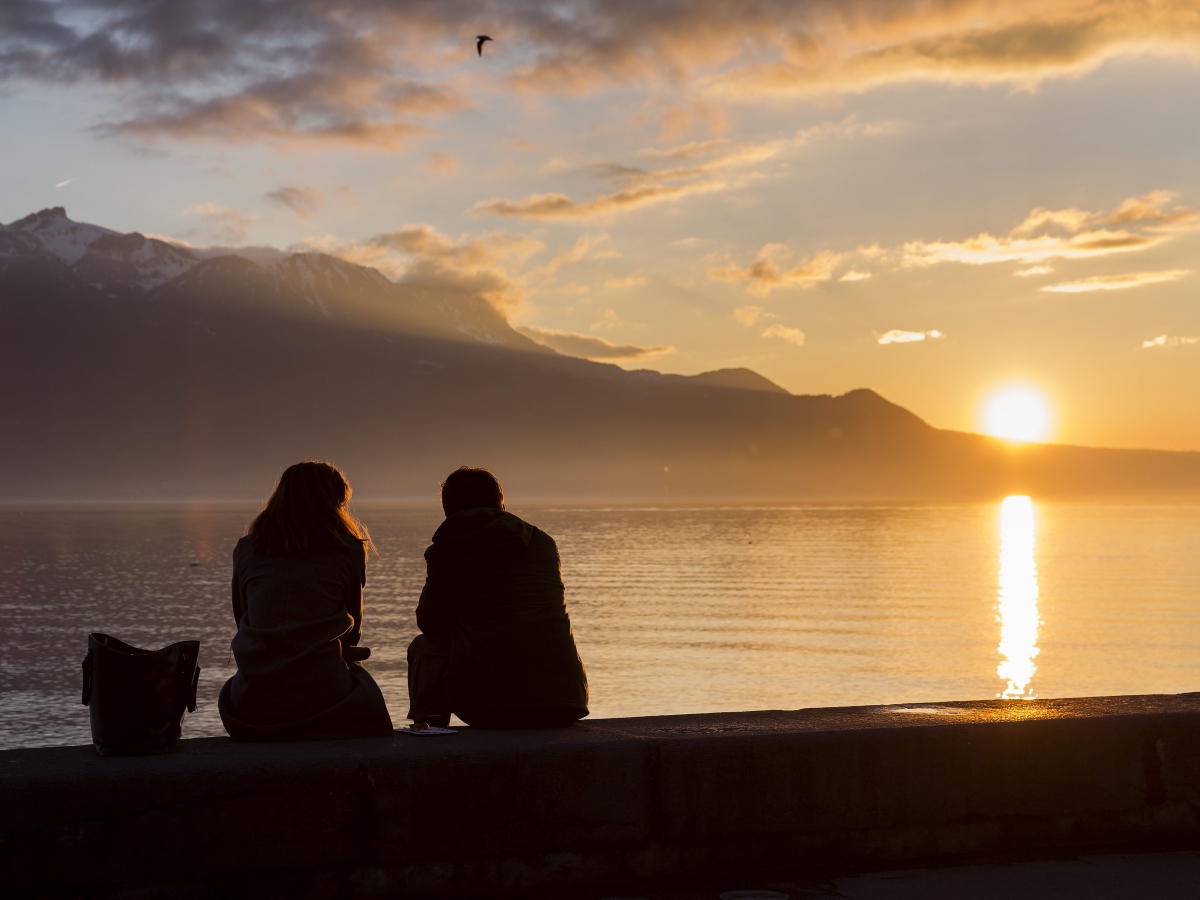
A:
[[218, 461, 393, 740]]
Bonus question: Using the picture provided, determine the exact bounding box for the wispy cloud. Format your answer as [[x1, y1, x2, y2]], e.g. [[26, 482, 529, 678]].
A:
[[265, 186, 321, 218], [731, 305, 767, 326], [183, 203, 250, 243], [877, 328, 943, 345], [604, 275, 646, 289], [839, 270, 871, 282], [475, 122, 887, 221], [514, 325, 672, 360], [903, 192, 1197, 269], [760, 323, 806, 346], [1142, 334, 1199, 349], [711, 246, 845, 296], [1041, 269, 1192, 293], [473, 182, 718, 220], [1015, 265, 1054, 277], [54, 178, 73, 188]]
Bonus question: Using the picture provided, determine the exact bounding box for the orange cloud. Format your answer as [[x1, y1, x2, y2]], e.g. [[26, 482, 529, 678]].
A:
[[1041, 269, 1192, 293], [760, 323, 806, 346], [302, 224, 544, 314], [903, 191, 1198, 268], [473, 182, 716, 220], [711, 246, 845, 296], [514, 325, 672, 360], [474, 139, 787, 220]]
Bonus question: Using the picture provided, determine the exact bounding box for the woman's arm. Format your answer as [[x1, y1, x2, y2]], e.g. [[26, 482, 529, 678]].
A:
[[230, 543, 246, 625], [341, 543, 370, 661]]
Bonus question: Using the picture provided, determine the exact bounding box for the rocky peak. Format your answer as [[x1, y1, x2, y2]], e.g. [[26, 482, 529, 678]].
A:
[[2, 207, 119, 265]]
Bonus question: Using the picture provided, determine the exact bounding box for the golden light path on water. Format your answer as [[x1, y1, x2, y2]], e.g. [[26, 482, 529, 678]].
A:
[[997, 495, 1040, 699]]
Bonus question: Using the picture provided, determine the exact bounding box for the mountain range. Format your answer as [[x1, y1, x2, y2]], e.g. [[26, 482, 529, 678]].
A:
[[2, 207, 1198, 501]]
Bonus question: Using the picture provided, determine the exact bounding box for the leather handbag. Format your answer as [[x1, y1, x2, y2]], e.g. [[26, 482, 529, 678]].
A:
[[81, 633, 200, 756]]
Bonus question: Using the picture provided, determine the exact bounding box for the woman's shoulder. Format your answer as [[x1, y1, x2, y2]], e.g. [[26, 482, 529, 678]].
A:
[[232, 534, 252, 561]]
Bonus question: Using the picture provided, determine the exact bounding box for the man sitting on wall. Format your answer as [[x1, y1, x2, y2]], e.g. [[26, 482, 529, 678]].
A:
[[406, 466, 589, 729]]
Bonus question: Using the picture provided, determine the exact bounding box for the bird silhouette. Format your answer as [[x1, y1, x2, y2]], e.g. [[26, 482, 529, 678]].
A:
[[476, 35, 493, 56]]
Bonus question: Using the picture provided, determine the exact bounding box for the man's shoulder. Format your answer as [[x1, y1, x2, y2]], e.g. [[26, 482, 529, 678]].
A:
[[528, 526, 557, 550]]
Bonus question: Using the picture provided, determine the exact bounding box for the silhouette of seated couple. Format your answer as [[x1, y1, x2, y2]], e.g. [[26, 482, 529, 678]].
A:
[[218, 462, 588, 741]]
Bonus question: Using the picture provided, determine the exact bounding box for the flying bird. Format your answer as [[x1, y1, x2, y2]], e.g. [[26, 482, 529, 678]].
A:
[[476, 35, 492, 56]]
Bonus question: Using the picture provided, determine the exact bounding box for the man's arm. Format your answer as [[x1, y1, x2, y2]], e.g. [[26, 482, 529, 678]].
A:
[[415, 546, 457, 638]]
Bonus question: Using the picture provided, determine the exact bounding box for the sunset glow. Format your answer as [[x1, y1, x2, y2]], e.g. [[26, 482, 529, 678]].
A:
[[983, 388, 1052, 444], [2, 1, 1200, 450]]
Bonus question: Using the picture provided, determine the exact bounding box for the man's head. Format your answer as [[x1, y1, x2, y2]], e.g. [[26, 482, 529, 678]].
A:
[[440, 467, 504, 517]]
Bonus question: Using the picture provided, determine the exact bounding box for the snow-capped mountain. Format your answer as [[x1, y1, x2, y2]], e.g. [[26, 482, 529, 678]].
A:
[[0, 207, 527, 346], [2, 207, 198, 290], [0, 206, 120, 264]]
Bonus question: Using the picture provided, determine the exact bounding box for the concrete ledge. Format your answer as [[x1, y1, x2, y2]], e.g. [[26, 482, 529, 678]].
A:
[[3, 695, 1200, 898]]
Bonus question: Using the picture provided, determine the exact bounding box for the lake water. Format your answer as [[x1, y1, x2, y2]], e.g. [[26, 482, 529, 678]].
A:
[[2, 500, 1199, 749]]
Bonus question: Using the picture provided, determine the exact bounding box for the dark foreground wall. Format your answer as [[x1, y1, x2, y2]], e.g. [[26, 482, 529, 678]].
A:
[[4, 695, 1200, 899]]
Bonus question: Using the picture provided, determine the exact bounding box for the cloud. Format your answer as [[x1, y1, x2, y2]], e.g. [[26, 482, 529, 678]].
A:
[[708, 3, 1200, 98], [54, 178, 73, 188], [604, 275, 646, 289], [877, 328, 943, 344], [710, 245, 845, 296], [307, 224, 544, 315], [514, 325, 672, 360], [839, 270, 871, 282], [1015, 265, 1054, 277], [475, 139, 788, 220], [903, 192, 1198, 269], [429, 152, 459, 174], [265, 186, 321, 218], [102, 74, 465, 148], [6, 2, 1200, 148], [473, 182, 721, 220], [1142, 334, 1199, 349], [0, 3, 471, 147], [760, 323, 806, 346], [530, 233, 615, 277], [183, 202, 250, 243], [731, 305, 765, 326], [638, 139, 727, 161], [1041, 269, 1192, 293]]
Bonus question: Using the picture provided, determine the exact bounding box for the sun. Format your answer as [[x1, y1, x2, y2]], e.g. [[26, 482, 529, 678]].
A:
[[982, 386, 1052, 443]]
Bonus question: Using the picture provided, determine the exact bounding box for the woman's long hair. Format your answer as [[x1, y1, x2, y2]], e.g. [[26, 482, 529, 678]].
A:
[[247, 461, 372, 558]]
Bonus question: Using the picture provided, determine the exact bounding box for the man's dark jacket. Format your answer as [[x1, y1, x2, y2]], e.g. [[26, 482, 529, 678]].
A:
[[416, 508, 588, 719]]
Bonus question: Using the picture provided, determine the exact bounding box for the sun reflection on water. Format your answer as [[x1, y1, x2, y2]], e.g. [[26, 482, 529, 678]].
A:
[[997, 495, 1040, 699]]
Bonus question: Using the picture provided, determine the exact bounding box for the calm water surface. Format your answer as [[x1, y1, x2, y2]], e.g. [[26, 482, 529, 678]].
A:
[[2, 500, 1198, 749]]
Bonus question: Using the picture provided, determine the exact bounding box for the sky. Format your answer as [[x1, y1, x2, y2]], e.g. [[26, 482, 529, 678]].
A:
[[2, 0, 1199, 451]]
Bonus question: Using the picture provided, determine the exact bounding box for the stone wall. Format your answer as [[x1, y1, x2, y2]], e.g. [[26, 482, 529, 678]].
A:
[[3, 695, 1200, 898]]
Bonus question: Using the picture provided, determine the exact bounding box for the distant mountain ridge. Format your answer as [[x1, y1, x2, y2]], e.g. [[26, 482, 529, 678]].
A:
[[2, 208, 1198, 500]]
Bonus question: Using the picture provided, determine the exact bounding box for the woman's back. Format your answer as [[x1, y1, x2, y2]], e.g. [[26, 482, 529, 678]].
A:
[[227, 536, 363, 725], [218, 461, 393, 741]]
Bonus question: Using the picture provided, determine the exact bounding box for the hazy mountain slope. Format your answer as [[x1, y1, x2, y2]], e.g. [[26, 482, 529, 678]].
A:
[[2, 209, 1198, 500]]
